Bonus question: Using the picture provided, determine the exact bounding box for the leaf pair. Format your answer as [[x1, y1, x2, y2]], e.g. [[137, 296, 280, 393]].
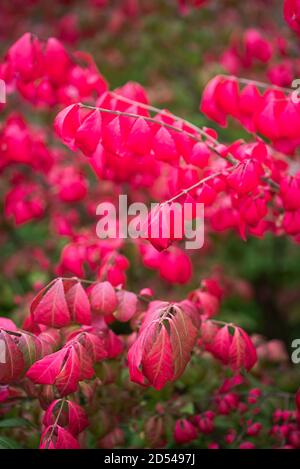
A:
[[128, 300, 200, 390], [201, 321, 257, 371], [0, 328, 54, 385], [40, 425, 80, 449], [31, 278, 91, 327], [26, 330, 106, 396], [90, 282, 138, 322], [43, 399, 89, 436]]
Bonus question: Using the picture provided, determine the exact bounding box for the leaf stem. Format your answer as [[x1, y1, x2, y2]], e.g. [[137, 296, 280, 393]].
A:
[[80, 102, 279, 196], [45, 397, 66, 449]]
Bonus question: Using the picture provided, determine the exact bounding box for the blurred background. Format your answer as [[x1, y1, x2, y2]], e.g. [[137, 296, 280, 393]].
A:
[[1, 0, 300, 394]]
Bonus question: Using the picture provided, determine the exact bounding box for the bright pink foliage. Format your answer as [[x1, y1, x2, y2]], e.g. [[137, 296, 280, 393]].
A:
[[0, 4, 299, 448]]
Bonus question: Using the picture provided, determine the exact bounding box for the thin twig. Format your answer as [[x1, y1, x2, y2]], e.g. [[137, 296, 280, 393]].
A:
[[234, 76, 292, 94], [161, 167, 236, 205], [45, 397, 66, 448], [80, 101, 280, 199]]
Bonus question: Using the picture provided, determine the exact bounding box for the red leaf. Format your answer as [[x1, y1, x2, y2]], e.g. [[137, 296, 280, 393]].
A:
[[152, 126, 178, 163], [114, 290, 138, 322], [65, 400, 89, 435], [18, 332, 52, 368], [211, 325, 232, 364], [229, 327, 257, 371], [219, 374, 244, 393], [199, 320, 218, 350], [142, 325, 174, 390], [43, 399, 89, 436], [240, 328, 257, 370], [0, 318, 17, 331], [106, 330, 124, 358], [38, 328, 61, 350], [128, 327, 150, 386], [40, 425, 80, 449], [200, 76, 227, 126], [90, 281, 118, 316], [27, 338, 96, 397], [54, 103, 81, 150], [227, 160, 263, 195], [128, 301, 199, 390], [26, 348, 68, 385], [68, 342, 95, 381], [174, 419, 198, 444], [69, 330, 107, 362], [102, 116, 123, 154], [31, 279, 71, 328], [30, 279, 56, 316], [0, 331, 25, 384], [7, 33, 43, 82], [44, 38, 71, 85], [65, 282, 91, 325], [126, 117, 152, 155], [168, 302, 199, 380], [55, 346, 81, 396], [75, 109, 102, 155]]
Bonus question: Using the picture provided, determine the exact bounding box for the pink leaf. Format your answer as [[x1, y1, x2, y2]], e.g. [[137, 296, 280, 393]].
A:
[[114, 290, 138, 322], [142, 325, 174, 390], [69, 330, 107, 362], [126, 117, 152, 155], [75, 109, 102, 155], [26, 348, 68, 385], [106, 330, 124, 358], [0, 331, 25, 384], [0, 318, 17, 331], [90, 281, 118, 316], [44, 38, 71, 84], [32, 279, 71, 328], [65, 282, 91, 325], [43, 399, 89, 436], [229, 327, 257, 371], [69, 342, 95, 381], [18, 332, 52, 368], [211, 325, 232, 364], [54, 103, 80, 150], [40, 425, 80, 449], [128, 302, 199, 390], [102, 116, 123, 153], [152, 126, 178, 163], [127, 329, 148, 386], [55, 346, 81, 396], [219, 374, 244, 393], [168, 302, 199, 380], [174, 419, 197, 444]]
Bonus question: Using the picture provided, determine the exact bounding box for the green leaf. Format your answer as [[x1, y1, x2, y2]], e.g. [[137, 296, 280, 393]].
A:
[[180, 402, 195, 415], [0, 436, 22, 449], [0, 417, 34, 429]]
